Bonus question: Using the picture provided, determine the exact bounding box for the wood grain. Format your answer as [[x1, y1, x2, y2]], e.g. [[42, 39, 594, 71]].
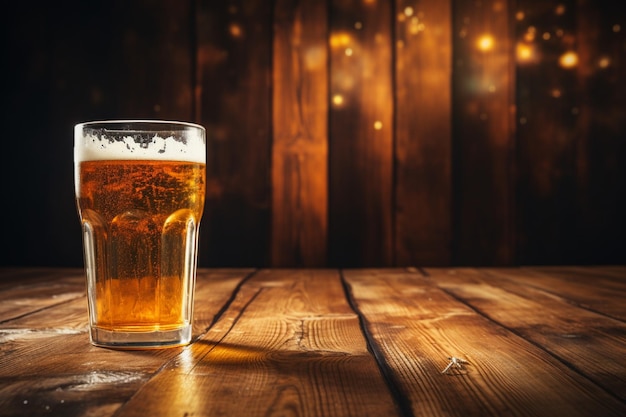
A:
[[344, 268, 626, 417], [4, 1, 626, 269], [0, 269, 249, 417], [395, 0, 453, 266], [515, 0, 578, 265], [486, 266, 626, 321], [115, 270, 397, 417], [272, 0, 329, 267], [0, 269, 84, 323], [452, 0, 516, 265], [2, 267, 626, 417], [426, 267, 626, 403], [328, 0, 394, 267], [195, 0, 273, 267]]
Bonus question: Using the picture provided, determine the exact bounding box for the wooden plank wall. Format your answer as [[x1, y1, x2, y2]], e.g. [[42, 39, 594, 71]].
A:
[[2, 0, 624, 268]]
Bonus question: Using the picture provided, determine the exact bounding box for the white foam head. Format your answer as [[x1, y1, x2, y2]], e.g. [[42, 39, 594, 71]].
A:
[[74, 120, 206, 164]]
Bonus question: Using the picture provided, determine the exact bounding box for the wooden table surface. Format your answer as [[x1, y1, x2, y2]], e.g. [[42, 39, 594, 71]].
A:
[[1, 266, 625, 417]]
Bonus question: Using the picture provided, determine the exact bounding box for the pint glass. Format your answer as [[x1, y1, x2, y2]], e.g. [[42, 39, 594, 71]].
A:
[[74, 120, 206, 348]]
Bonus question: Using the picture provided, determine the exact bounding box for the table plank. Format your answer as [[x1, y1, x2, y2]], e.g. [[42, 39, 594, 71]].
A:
[[0, 269, 250, 417], [2, 267, 625, 417], [483, 266, 626, 321], [0, 269, 85, 323], [426, 268, 626, 403], [345, 268, 626, 417], [115, 269, 399, 417]]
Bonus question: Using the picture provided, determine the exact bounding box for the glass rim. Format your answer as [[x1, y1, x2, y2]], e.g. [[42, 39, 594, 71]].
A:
[[75, 119, 205, 132], [74, 119, 206, 164]]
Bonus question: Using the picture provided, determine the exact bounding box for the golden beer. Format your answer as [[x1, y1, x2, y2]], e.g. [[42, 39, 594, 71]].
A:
[[74, 121, 206, 348]]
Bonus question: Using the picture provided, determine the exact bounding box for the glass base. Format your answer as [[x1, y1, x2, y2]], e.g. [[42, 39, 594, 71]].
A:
[[89, 325, 191, 349]]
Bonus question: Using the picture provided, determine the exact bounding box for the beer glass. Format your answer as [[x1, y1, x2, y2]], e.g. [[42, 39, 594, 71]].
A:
[[74, 120, 206, 348]]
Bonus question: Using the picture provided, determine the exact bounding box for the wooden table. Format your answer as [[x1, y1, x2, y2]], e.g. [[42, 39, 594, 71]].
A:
[[1, 267, 625, 417]]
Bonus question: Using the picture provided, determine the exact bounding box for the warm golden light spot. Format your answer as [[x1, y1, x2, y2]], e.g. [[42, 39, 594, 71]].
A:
[[555, 4, 566, 15], [355, 21, 363, 30], [524, 26, 536, 42], [559, 51, 578, 68], [332, 94, 344, 106], [493, 1, 504, 12], [477, 35, 494, 52], [550, 89, 561, 98], [409, 18, 425, 35], [598, 56, 611, 68], [516, 43, 535, 63], [516, 11, 525, 21], [345, 48, 353, 56], [229, 23, 243, 38], [404, 6, 414, 16], [488, 85, 496, 93], [613, 24, 621, 33], [330, 32, 352, 48], [459, 29, 467, 38], [555, 29, 564, 37], [543, 32, 551, 40], [374, 121, 383, 130]]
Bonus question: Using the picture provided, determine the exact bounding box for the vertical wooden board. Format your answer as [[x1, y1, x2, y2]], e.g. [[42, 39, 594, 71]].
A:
[[452, 0, 515, 265], [328, 0, 394, 267], [196, 0, 272, 267], [573, 0, 626, 263], [272, 0, 329, 267], [515, 0, 581, 264], [395, 0, 452, 266]]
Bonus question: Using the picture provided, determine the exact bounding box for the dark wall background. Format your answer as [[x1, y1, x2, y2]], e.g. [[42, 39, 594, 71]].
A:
[[1, 0, 624, 268]]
